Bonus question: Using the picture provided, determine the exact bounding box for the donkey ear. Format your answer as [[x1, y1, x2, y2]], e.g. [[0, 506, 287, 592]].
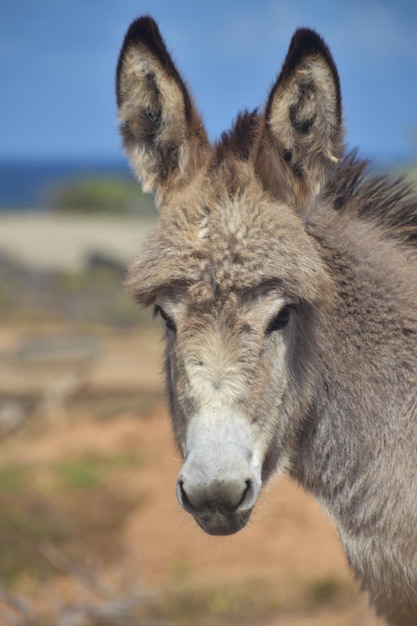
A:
[[254, 29, 344, 215], [116, 17, 209, 200]]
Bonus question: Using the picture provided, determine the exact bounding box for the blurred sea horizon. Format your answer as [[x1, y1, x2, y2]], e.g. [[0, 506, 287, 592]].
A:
[[0, 158, 132, 210], [0, 153, 415, 211]]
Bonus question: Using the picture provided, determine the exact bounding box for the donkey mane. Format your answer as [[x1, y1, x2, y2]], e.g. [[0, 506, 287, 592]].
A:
[[215, 110, 417, 249], [214, 109, 260, 163], [328, 153, 417, 247]]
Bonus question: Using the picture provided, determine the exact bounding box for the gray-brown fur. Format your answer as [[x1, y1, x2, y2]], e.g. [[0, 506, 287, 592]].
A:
[[117, 17, 417, 625]]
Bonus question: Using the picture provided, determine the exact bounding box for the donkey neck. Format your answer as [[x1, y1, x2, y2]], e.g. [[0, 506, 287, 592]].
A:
[[292, 212, 417, 518]]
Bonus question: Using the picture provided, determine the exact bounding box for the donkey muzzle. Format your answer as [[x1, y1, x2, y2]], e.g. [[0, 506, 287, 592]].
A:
[[176, 412, 262, 535]]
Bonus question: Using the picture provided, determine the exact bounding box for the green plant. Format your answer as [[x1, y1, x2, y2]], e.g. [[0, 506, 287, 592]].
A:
[[54, 452, 142, 492], [47, 176, 155, 215], [305, 576, 353, 607], [0, 464, 32, 493]]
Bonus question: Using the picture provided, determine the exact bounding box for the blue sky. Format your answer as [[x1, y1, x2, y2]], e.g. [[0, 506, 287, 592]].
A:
[[1, 0, 417, 163]]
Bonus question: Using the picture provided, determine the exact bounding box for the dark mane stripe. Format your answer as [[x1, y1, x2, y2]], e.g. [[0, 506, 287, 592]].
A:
[[214, 109, 260, 164], [328, 152, 417, 247]]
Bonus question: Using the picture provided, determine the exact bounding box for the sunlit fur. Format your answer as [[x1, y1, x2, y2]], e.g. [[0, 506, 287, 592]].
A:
[[117, 17, 417, 625]]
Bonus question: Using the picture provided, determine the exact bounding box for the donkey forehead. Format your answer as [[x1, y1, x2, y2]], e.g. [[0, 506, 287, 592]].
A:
[[127, 183, 329, 306]]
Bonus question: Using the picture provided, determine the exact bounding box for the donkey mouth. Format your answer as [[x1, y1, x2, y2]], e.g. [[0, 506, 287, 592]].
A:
[[193, 507, 253, 536]]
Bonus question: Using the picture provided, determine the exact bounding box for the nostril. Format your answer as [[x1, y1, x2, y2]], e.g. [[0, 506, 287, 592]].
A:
[[177, 479, 198, 514], [237, 479, 254, 510]]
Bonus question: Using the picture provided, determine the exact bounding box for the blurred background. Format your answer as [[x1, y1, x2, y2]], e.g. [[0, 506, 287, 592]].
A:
[[0, 0, 415, 624]]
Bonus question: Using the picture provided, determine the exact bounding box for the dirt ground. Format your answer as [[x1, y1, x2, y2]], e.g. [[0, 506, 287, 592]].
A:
[[0, 325, 384, 625]]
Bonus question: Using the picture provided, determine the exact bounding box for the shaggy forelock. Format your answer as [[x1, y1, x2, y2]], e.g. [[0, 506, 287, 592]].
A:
[[125, 164, 330, 307]]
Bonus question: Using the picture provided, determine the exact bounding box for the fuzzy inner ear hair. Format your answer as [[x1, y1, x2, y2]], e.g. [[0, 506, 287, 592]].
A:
[[116, 17, 191, 115], [116, 16, 209, 200], [268, 28, 342, 126], [254, 28, 344, 216]]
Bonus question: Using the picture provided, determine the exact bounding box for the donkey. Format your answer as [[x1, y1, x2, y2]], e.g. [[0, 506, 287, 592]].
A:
[[116, 17, 417, 626]]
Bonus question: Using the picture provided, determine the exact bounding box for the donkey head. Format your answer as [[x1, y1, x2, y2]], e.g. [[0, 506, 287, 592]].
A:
[[117, 17, 341, 535]]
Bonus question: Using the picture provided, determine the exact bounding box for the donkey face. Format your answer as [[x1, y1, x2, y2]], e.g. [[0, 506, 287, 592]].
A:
[[117, 18, 341, 535]]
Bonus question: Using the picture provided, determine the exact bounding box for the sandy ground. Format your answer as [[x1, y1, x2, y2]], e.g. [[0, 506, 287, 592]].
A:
[[0, 213, 155, 271]]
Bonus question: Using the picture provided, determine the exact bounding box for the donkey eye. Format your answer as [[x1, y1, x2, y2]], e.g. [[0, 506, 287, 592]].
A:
[[154, 305, 177, 332], [266, 305, 292, 334]]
